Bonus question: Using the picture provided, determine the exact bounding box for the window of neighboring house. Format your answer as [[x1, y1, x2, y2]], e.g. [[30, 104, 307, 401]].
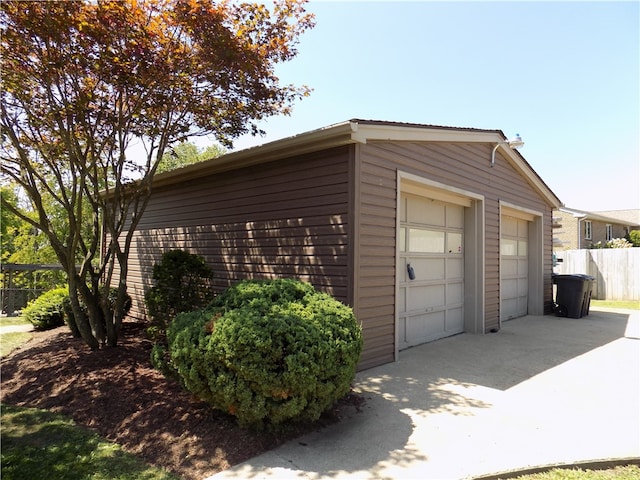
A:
[[584, 221, 592, 240], [606, 224, 613, 241]]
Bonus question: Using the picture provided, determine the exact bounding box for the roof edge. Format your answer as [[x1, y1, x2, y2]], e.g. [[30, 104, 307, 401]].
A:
[[560, 207, 640, 225], [150, 119, 562, 209]]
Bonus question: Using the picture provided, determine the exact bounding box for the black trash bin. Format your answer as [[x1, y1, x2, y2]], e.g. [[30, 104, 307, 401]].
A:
[[553, 274, 593, 318], [576, 274, 595, 317]]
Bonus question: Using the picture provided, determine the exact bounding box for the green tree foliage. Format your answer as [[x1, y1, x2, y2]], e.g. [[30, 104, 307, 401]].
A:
[[1, 1, 314, 350], [167, 279, 363, 428], [1, 184, 66, 290], [0, 185, 21, 261], [157, 142, 226, 174]]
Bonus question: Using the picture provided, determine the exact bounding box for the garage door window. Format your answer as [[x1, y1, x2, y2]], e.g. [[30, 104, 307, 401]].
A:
[[400, 228, 463, 254]]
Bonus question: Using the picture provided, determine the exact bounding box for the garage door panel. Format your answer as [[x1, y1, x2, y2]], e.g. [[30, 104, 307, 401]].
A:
[[502, 280, 517, 298], [517, 296, 528, 313], [446, 258, 463, 278], [517, 278, 528, 296], [407, 285, 445, 310], [446, 283, 463, 304], [518, 240, 528, 256], [518, 259, 528, 275], [406, 311, 446, 342], [501, 214, 529, 321], [502, 258, 518, 276], [446, 205, 465, 228], [405, 257, 445, 281], [502, 298, 519, 320], [503, 217, 518, 235], [445, 307, 464, 332], [400, 193, 465, 349]]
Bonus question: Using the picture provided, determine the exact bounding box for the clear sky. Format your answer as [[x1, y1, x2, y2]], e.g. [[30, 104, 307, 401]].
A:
[[224, 0, 639, 212]]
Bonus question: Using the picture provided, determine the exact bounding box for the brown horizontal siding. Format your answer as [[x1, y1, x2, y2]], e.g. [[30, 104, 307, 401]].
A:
[[359, 321, 396, 370], [355, 141, 556, 356], [126, 147, 351, 320], [352, 144, 399, 368]]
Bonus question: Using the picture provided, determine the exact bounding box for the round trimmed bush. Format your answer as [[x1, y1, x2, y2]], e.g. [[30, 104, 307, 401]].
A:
[[167, 279, 363, 428], [22, 287, 68, 331]]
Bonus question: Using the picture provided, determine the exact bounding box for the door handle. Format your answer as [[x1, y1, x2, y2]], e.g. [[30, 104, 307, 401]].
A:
[[407, 263, 416, 280]]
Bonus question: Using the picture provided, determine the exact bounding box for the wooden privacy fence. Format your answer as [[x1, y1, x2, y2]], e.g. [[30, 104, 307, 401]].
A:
[[554, 249, 640, 301]]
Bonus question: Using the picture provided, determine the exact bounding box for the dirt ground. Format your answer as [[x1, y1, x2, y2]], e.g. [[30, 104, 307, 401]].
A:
[[0, 322, 363, 480]]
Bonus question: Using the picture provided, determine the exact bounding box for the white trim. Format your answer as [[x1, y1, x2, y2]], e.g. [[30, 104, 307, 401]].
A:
[[501, 202, 538, 222], [395, 171, 402, 359], [399, 172, 484, 202]]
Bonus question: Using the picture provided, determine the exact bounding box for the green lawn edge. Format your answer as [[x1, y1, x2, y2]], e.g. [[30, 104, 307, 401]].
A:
[[590, 300, 640, 310], [0, 332, 32, 357], [474, 461, 640, 480], [0, 317, 31, 327], [0, 404, 181, 480]]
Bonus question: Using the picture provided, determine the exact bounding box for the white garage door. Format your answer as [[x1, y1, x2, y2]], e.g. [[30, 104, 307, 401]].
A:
[[501, 215, 529, 321], [398, 193, 464, 350]]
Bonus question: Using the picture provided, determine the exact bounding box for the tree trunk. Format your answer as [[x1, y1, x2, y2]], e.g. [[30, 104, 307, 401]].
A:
[[77, 280, 107, 346], [67, 279, 100, 351]]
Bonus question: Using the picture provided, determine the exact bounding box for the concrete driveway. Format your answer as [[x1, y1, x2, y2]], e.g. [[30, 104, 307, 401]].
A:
[[207, 308, 640, 480]]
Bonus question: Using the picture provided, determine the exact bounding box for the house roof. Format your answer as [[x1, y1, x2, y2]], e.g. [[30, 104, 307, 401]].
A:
[[152, 119, 563, 208], [591, 209, 640, 227], [559, 207, 640, 227]]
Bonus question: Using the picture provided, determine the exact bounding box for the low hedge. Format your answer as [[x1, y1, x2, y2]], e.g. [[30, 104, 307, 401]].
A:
[[21, 287, 68, 331], [167, 279, 363, 428]]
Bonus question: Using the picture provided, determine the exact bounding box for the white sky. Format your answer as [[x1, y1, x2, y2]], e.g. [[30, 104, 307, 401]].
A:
[[220, 0, 640, 212]]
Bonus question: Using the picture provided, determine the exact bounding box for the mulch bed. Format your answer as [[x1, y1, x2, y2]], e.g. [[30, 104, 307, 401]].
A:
[[0, 322, 363, 480]]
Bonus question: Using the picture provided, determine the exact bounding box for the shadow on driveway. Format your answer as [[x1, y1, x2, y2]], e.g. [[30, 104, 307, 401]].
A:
[[209, 309, 640, 480]]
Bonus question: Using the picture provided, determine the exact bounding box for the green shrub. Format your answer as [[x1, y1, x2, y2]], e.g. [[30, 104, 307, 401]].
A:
[[628, 230, 640, 247], [145, 249, 213, 334], [145, 250, 213, 372], [21, 287, 68, 331], [167, 279, 363, 429]]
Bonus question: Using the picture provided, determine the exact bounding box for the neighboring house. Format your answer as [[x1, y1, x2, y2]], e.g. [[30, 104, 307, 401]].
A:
[[554, 207, 640, 250], [125, 119, 562, 370]]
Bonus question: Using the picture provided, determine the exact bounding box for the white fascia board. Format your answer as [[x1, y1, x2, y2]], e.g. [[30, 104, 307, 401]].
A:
[[350, 122, 500, 144], [559, 207, 587, 218]]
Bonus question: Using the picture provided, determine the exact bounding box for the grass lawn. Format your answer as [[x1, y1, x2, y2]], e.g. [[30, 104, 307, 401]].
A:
[[0, 316, 30, 327], [591, 300, 640, 310], [0, 332, 32, 357], [510, 464, 640, 479], [0, 405, 180, 480]]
